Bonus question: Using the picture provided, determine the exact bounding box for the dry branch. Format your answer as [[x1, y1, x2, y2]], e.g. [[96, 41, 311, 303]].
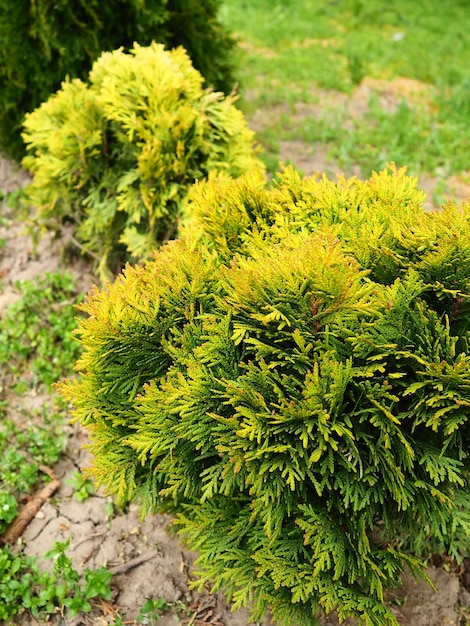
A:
[[0, 466, 60, 545], [108, 549, 160, 575]]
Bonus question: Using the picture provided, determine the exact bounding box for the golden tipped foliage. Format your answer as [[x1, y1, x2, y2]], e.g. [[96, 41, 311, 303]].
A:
[[59, 165, 470, 625], [22, 43, 263, 278]]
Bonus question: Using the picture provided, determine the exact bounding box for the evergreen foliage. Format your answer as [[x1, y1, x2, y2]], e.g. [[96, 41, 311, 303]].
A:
[[0, 0, 236, 160], [22, 43, 262, 278], [59, 165, 470, 625]]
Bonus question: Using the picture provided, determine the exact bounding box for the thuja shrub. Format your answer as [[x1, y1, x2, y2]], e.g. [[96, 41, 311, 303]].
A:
[[0, 0, 236, 160], [59, 165, 470, 625], [22, 43, 262, 278]]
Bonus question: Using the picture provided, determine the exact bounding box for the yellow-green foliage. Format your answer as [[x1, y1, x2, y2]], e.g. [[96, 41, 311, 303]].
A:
[[59, 165, 470, 625], [22, 43, 263, 278]]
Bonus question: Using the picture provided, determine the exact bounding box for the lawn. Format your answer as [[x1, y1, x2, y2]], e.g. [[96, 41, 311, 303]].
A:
[[220, 0, 470, 203]]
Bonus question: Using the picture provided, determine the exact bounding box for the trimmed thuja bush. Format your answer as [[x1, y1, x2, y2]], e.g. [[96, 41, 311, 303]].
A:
[[59, 165, 470, 625], [0, 0, 236, 160], [22, 43, 262, 278]]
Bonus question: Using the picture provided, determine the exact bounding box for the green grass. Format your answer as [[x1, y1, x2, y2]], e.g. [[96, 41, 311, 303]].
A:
[[223, 0, 470, 95], [0, 415, 66, 532], [284, 96, 470, 178], [222, 0, 470, 183]]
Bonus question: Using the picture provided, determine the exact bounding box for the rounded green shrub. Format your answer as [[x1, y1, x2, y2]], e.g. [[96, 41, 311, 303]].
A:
[[0, 0, 237, 160], [22, 43, 262, 278], [59, 165, 470, 625]]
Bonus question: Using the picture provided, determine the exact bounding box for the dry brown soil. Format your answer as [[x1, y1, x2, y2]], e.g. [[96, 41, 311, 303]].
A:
[[1, 87, 470, 626]]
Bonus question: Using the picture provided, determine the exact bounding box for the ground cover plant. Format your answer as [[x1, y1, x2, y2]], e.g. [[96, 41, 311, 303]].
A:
[[0, 271, 117, 622], [0, 273, 79, 492], [22, 43, 262, 278], [60, 165, 470, 625], [0, 539, 113, 622], [0, 272, 82, 388], [0, 0, 236, 160], [220, 0, 470, 192]]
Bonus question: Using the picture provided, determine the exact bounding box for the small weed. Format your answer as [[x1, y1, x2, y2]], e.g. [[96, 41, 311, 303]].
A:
[[67, 470, 95, 501], [0, 271, 83, 389], [1, 187, 29, 217], [105, 500, 116, 521], [137, 597, 169, 622], [0, 539, 113, 621], [109, 596, 172, 625], [0, 492, 18, 534], [0, 416, 66, 529]]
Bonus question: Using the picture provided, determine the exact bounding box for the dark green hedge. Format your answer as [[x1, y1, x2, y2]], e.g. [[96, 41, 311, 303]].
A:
[[0, 0, 236, 160]]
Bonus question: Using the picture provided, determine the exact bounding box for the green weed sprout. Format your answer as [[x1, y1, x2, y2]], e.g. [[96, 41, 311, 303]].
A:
[[0, 539, 112, 621]]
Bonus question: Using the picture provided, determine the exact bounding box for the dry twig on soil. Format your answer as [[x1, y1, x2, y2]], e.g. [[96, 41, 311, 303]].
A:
[[0, 465, 60, 545]]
